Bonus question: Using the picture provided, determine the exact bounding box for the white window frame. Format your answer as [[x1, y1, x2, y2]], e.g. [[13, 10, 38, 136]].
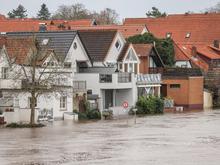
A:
[[2, 67, 9, 79], [60, 96, 67, 110], [115, 40, 121, 51]]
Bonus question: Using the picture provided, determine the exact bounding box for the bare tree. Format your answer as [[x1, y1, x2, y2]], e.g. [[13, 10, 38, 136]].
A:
[[52, 3, 120, 24], [92, 8, 119, 25], [205, 2, 220, 13], [52, 3, 90, 20], [9, 36, 71, 125]]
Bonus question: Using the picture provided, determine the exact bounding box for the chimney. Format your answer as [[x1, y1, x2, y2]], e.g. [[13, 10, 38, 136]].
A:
[[213, 40, 220, 49], [191, 46, 197, 57], [39, 23, 47, 32]]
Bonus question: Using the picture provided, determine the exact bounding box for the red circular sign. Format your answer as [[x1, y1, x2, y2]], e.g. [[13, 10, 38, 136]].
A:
[[123, 101, 129, 109]]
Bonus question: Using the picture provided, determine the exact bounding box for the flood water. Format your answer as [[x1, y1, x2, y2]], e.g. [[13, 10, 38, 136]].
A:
[[1, 110, 220, 165]]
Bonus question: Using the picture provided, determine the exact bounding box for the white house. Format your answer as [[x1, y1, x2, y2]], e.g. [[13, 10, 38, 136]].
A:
[[0, 31, 91, 122]]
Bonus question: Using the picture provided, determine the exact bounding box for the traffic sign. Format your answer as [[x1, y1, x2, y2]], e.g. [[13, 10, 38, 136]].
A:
[[123, 101, 129, 109]]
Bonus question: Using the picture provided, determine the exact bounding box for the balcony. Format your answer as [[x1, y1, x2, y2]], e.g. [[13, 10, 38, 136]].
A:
[[0, 79, 22, 89], [75, 72, 134, 90]]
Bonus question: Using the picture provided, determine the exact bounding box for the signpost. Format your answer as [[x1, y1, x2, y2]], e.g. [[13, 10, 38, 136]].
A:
[[133, 108, 137, 124], [122, 101, 129, 125], [123, 101, 129, 109]]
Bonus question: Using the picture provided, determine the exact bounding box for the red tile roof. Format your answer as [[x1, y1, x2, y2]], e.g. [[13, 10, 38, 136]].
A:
[[133, 44, 153, 57], [69, 24, 147, 38], [0, 36, 56, 66], [124, 13, 220, 70], [0, 36, 34, 64], [0, 16, 95, 32]]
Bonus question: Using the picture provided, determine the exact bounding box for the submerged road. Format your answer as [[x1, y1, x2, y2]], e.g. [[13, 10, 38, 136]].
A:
[[0, 110, 220, 165]]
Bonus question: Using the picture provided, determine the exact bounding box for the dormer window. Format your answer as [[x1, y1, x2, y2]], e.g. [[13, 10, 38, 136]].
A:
[[166, 32, 172, 38], [186, 32, 191, 38], [115, 40, 121, 51], [41, 39, 49, 45]]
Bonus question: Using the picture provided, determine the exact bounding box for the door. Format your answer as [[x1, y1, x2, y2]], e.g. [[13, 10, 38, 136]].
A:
[[161, 84, 168, 97], [105, 90, 113, 109]]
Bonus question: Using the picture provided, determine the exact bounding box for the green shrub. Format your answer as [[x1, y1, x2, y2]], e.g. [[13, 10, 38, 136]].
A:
[[87, 109, 101, 120], [78, 112, 88, 120], [135, 96, 164, 115]]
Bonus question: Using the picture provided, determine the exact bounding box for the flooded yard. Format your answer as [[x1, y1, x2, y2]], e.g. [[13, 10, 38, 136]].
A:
[[1, 110, 220, 165]]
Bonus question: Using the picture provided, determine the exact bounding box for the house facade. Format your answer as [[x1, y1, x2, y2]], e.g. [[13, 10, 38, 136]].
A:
[[0, 31, 91, 122]]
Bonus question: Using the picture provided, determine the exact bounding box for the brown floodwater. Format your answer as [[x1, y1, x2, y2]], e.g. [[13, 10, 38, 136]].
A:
[[0, 110, 220, 165]]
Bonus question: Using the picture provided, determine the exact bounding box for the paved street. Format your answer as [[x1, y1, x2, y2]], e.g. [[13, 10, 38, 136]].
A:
[[1, 110, 220, 165]]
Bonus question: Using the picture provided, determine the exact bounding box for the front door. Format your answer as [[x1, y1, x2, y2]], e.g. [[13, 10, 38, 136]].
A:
[[105, 90, 113, 109]]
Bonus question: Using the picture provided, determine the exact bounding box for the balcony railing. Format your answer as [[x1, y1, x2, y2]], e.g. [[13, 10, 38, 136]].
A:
[[118, 72, 131, 83]]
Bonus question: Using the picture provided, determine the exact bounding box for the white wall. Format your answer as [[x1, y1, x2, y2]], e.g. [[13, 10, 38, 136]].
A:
[[204, 90, 213, 108], [74, 73, 136, 111], [4, 108, 38, 124], [175, 61, 192, 68], [104, 32, 126, 64]]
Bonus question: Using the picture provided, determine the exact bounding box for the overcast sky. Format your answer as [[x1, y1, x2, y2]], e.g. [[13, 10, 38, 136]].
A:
[[0, 0, 219, 20]]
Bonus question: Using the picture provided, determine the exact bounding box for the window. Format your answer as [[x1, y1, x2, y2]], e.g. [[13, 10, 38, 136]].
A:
[[2, 67, 9, 79], [73, 42, 77, 49], [185, 32, 191, 38], [64, 62, 72, 68], [115, 40, 121, 51], [60, 96, 67, 109], [45, 61, 57, 67], [29, 97, 37, 108], [41, 39, 49, 45], [170, 84, 181, 89], [166, 32, 172, 38], [118, 72, 131, 83], [100, 74, 112, 83]]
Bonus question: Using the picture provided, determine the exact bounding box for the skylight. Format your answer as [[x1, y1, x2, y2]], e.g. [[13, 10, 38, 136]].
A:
[[166, 32, 172, 38], [41, 39, 49, 45], [185, 32, 191, 38]]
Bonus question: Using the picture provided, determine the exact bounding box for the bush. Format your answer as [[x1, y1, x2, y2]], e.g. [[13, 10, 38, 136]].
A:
[[135, 96, 164, 115], [87, 109, 101, 120], [78, 112, 88, 120], [6, 123, 45, 128]]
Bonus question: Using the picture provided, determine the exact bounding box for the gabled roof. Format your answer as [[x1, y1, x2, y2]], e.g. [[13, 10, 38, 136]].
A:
[[0, 36, 35, 64], [71, 24, 147, 38], [5, 31, 77, 62], [124, 13, 220, 43], [133, 44, 153, 57], [118, 43, 130, 61], [124, 13, 220, 71], [78, 30, 117, 62], [133, 43, 164, 67]]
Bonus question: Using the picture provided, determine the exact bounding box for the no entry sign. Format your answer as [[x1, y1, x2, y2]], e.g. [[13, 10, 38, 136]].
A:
[[123, 101, 129, 109]]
